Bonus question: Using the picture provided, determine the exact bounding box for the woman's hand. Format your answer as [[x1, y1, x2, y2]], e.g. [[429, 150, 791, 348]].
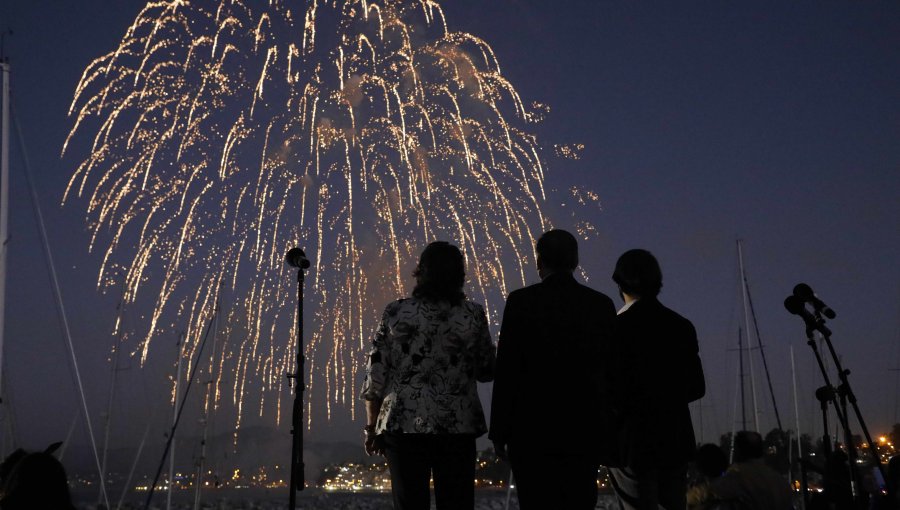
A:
[[364, 425, 384, 456]]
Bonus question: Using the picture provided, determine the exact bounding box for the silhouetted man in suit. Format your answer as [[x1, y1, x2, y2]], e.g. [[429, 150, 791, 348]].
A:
[[608, 249, 705, 510], [489, 229, 617, 510]]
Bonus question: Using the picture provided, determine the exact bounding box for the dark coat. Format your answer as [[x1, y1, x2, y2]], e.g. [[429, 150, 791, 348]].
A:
[[488, 272, 617, 455], [610, 298, 705, 469]]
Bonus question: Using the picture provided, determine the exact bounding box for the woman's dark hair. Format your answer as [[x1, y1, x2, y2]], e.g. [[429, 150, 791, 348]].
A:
[[412, 241, 466, 305], [612, 249, 663, 298]]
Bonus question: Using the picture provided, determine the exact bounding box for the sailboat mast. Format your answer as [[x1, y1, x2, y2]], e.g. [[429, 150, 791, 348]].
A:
[[738, 327, 747, 430], [791, 346, 802, 457], [99, 293, 128, 506], [167, 334, 186, 510], [742, 263, 784, 431], [791, 345, 808, 509], [892, 328, 900, 424], [892, 366, 900, 424], [729, 352, 741, 464], [98, 331, 122, 506], [0, 61, 10, 444], [193, 300, 220, 510], [738, 240, 761, 432]]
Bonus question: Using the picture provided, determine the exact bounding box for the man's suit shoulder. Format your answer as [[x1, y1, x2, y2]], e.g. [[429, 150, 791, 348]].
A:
[[506, 279, 614, 308], [619, 300, 693, 325], [575, 282, 615, 308], [505, 285, 532, 305], [659, 303, 696, 333]]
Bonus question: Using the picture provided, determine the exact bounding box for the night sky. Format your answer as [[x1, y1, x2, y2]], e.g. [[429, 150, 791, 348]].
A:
[[2, 0, 899, 472]]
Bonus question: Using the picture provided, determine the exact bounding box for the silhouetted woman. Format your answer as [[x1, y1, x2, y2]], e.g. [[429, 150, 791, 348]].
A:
[[361, 241, 495, 510]]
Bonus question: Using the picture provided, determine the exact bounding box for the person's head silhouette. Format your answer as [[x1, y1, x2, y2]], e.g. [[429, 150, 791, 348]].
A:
[[535, 229, 578, 279], [412, 241, 466, 304], [732, 431, 765, 463], [695, 443, 729, 478], [613, 249, 663, 300], [0, 449, 76, 510]]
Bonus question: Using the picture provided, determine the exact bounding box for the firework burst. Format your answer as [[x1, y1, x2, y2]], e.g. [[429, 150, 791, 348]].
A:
[[64, 0, 592, 433]]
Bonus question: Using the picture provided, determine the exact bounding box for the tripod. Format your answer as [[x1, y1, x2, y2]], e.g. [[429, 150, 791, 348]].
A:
[[785, 293, 886, 507]]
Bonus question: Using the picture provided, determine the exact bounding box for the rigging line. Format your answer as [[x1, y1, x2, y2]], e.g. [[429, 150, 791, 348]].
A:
[[0, 60, 10, 461], [144, 305, 219, 510], [739, 327, 746, 431], [791, 345, 803, 459], [57, 412, 78, 462], [743, 261, 784, 430], [117, 420, 152, 510], [10, 102, 111, 510], [118, 343, 158, 510]]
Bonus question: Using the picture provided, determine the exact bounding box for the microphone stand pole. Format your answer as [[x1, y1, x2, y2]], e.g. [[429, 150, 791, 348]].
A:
[[816, 388, 832, 458], [287, 254, 308, 510], [803, 326, 859, 502], [814, 315, 886, 483], [798, 311, 886, 506]]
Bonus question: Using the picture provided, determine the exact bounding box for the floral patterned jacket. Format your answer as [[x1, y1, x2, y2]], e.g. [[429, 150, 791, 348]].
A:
[[361, 297, 496, 435]]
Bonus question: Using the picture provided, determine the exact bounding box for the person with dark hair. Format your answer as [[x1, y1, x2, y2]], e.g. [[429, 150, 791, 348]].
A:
[[0, 450, 26, 487], [687, 444, 730, 510], [608, 248, 706, 510], [822, 450, 854, 509], [489, 229, 617, 509], [695, 443, 730, 480], [801, 448, 854, 510], [361, 241, 495, 510], [611, 248, 663, 299], [731, 431, 764, 463], [0, 450, 76, 510], [689, 431, 793, 510], [887, 455, 900, 509]]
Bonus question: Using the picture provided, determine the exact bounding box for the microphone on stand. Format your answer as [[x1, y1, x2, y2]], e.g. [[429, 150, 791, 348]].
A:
[[284, 246, 311, 508], [792, 283, 836, 319], [286, 248, 310, 269], [784, 295, 814, 321], [784, 295, 832, 336]]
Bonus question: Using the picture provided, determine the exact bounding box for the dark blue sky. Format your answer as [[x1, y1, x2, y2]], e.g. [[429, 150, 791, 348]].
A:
[[2, 0, 898, 468]]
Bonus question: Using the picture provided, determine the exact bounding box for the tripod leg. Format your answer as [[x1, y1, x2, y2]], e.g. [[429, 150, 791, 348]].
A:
[[844, 384, 888, 483]]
